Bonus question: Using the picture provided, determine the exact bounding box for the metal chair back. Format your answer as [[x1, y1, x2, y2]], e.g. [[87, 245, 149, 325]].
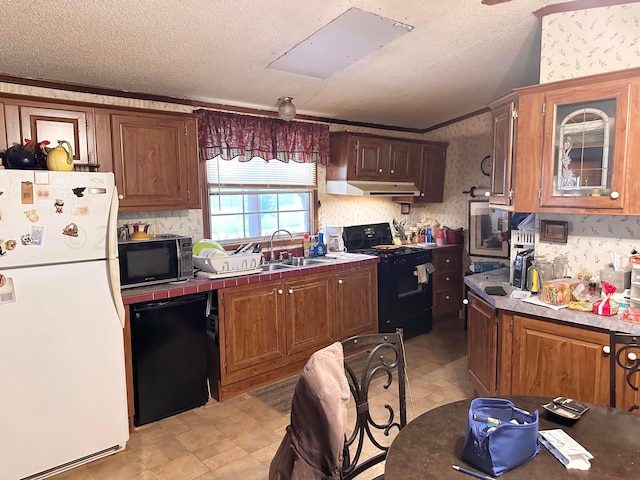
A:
[[610, 332, 640, 412], [340, 330, 406, 480]]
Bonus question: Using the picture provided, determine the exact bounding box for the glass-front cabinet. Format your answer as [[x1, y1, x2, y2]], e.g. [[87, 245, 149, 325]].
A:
[[540, 81, 629, 210]]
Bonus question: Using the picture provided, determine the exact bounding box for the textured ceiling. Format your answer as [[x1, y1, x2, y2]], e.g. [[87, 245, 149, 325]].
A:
[[0, 0, 569, 129]]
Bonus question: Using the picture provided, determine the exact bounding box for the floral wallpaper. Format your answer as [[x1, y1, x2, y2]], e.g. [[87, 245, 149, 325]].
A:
[[534, 2, 640, 277], [540, 3, 640, 83]]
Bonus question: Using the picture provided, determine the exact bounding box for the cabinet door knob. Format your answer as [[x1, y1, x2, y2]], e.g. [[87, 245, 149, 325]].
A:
[[446, 259, 450, 263], [378, 168, 383, 173], [628, 352, 638, 362], [277, 289, 283, 295], [603, 345, 611, 354], [337, 279, 343, 284], [445, 295, 450, 300], [462, 298, 469, 305], [390, 169, 395, 174], [610, 191, 620, 199], [118, 194, 124, 200], [445, 276, 450, 281], [288, 288, 293, 294]]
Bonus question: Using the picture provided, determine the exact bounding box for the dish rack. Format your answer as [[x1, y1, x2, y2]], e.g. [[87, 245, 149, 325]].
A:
[[194, 253, 263, 278], [509, 229, 536, 284]]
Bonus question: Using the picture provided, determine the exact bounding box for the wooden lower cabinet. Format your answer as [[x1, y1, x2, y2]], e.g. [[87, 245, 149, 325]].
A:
[[467, 293, 614, 407], [467, 291, 498, 397], [432, 245, 463, 320], [219, 280, 287, 385], [285, 273, 335, 356], [511, 315, 610, 406], [215, 265, 377, 400], [335, 266, 377, 339]]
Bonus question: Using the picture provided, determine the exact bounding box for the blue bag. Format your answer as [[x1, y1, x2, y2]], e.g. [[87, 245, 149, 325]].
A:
[[460, 398, 540, 476]]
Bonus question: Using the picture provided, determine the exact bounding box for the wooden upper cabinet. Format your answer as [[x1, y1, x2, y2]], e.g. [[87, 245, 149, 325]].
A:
[[96, 109, 200, 211], [416, 143, 447, 203], [488, 92, 517, 208], [328, 132, 433, 185], [388, 142, 414, 181], [351, 136, 385, 180], [513, 67, 640, 215], [1, 97, 96, 166]]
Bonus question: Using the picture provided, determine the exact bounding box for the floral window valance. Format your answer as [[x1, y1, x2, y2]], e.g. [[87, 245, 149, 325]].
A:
[[196, 109, 330, 165]]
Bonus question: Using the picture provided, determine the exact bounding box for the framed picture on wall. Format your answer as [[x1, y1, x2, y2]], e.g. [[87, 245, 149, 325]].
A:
[[468, 200, 510, 258]]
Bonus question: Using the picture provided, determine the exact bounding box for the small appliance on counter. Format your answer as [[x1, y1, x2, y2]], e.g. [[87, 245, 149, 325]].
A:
[[325, 225, 346, 254], [118, 235, 194, 288], [513, 249, 534, 290]]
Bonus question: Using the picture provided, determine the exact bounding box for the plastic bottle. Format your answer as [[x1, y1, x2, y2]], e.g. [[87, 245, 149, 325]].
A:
[[317, 232, 326, 256], [426, 227, 433, 243], [303, 233, 311, 257]]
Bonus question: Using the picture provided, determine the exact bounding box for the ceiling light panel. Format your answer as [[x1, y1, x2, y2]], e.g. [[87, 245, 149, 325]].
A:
[[268, 8, 413, 79]]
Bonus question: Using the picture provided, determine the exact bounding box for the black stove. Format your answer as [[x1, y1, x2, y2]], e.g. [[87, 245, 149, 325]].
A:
[[343, 223, 434, 339]]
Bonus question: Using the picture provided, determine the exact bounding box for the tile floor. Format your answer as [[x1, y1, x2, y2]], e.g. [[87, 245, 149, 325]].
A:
[[51, 317, 472, 480]]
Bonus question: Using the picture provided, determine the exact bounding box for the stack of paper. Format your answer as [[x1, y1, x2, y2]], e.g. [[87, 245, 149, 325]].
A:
[[538, 429, 594, 470]]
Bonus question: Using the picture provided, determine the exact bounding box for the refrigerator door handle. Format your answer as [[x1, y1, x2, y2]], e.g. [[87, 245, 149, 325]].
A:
[[107, 184, 125, 328]]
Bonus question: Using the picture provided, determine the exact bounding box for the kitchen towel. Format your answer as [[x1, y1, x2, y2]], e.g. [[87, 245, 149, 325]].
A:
[[417, 264, 428, 284]]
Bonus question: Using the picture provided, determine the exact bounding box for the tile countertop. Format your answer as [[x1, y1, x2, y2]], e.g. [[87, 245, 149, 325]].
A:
[[121, 253, 379, 305], [465, 268, 640, 335]]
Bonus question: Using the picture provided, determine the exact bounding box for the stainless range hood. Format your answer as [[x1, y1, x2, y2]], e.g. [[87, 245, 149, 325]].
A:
[[326, 180, 420, 196]]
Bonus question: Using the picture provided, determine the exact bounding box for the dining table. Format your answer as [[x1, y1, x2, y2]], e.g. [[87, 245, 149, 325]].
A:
[[384, 395, 640, 479]]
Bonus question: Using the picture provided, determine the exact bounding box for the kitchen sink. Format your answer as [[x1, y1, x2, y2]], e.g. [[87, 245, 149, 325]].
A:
[[300, 258, 328, 266], [261, 263, 295, 271]]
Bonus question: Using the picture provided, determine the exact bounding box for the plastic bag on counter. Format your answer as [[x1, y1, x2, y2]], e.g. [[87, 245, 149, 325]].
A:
[[592, 281, 619, 316]]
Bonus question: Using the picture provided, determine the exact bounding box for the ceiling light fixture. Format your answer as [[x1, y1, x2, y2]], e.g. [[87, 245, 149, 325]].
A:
[[277, 96, 296, 121]]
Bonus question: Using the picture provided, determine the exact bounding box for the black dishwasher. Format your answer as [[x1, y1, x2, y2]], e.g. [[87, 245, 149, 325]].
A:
[[131, 293, 209, 426]]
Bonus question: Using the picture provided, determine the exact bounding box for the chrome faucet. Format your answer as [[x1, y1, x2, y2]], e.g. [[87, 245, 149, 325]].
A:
[[269, 229, 293, 262]]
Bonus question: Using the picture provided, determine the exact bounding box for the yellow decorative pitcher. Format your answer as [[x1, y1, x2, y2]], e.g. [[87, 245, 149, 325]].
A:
[[46, 140, 74, 171]]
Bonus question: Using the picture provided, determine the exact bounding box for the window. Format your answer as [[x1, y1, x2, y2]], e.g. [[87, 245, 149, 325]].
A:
[[206, 155, 316, 242]]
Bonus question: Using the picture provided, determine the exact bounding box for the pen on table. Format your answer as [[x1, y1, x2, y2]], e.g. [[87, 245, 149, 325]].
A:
[[452, 465, 495, 480]]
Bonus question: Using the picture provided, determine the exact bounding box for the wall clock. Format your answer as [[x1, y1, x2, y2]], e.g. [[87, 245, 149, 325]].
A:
[[481, 155, 491, 176]]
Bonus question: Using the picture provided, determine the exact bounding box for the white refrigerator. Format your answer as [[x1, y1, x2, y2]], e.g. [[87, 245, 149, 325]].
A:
[[0, 170, 129, 479]]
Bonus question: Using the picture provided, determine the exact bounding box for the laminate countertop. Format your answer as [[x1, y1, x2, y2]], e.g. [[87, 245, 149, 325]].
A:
[[121, 253, 378, 305], [465, 268, 640, 335]]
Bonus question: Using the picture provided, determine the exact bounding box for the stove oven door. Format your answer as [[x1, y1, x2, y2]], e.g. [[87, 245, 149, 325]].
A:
[[377, 260, 433, 340]]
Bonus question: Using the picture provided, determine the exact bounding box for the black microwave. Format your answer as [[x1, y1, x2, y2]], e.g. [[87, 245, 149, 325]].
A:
[[118, 235, 193, 289]]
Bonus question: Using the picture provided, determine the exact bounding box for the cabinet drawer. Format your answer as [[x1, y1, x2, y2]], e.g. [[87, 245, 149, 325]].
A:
[[433, 249, 462, 271], [433, 270, 461, 290], [433, 288, 462, 308]]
